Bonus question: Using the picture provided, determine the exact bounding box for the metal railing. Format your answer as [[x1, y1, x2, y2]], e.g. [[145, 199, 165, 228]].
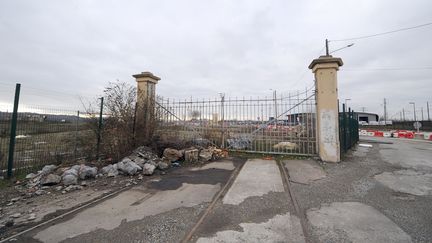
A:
[[155, 89, 317, 156]]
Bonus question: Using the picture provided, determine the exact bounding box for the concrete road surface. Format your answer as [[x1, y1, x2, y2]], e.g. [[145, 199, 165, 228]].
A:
[[8, 137, 432, 242]]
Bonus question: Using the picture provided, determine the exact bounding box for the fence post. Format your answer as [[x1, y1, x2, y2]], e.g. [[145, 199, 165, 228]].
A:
[[309, 56, 343, 162], [220, 94, 225, 148], [74, 110, 80, 160], [342, 103, 346, 154], [133, 72, 160, 144], [7, 83, 21, 179], [96, 97, 103, 160]]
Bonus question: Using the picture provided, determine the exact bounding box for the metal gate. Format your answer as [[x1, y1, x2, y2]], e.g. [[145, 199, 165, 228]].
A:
[[154, 88, 317, 156]]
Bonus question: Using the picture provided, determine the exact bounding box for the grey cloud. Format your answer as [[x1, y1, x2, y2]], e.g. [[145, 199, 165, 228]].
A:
[[0, 0, 431, 117]]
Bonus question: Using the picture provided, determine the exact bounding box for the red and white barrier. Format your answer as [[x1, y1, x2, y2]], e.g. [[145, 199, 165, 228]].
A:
[[359, 129, 431, 141]]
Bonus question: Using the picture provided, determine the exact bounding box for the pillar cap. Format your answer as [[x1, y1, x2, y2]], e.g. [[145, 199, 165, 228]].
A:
[[132, 71, 161, 81], [308, 55, 343, 70]]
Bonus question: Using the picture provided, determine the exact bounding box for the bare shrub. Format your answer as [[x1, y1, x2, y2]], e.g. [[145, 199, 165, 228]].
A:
[[82, 81, 137, 161], [102, 81, 137, 160]]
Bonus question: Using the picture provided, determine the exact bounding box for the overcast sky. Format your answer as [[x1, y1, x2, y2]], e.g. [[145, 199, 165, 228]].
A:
[[0, 0, 431, 119]]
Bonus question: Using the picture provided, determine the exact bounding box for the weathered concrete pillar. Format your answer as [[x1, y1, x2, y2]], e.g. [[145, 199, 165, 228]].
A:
[[133, 71, 160, 143], [309, 56, 343, 162]]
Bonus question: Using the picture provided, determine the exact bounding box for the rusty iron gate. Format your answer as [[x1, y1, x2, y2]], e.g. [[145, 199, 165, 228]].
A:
[[154, 88, 317, 156]]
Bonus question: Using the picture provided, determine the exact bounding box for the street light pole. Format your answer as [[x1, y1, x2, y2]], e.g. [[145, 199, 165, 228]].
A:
[[421, 107, 424, 121], [325, 39, 329, 56], [383, 98, 387, 122], [409, 102, 416, 121], [427, 101, 430, 121], [325, 39, 354, 56], [344, 99, 351, 109]]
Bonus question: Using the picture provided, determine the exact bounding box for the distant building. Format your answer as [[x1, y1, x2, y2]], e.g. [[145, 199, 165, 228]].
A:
[[357, 112, 379, 123]]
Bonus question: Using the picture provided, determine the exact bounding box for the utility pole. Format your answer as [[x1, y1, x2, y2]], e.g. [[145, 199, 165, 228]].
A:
[[427, 101, 430, 121], [383, 98, 387, 122], [421, 107, 424, 121], [273, 90, 278, 123], [402, 108, 406, 121], [325, 39, 329, 56], [361, 107, 366, 112], [400, 112, 402, 121], [410, 102, 416, 121]]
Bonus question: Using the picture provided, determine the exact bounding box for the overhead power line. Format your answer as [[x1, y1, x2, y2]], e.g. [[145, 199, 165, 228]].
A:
[[342, 66, 432, 71], [330, 22, 432, 42]]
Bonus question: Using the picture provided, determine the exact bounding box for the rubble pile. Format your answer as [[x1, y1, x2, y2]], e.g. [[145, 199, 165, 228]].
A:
[[23, 145, 227, 193], [0, 145, 227, 232]]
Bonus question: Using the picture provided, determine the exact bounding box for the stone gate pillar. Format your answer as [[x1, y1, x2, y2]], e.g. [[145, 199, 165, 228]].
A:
[[133, 71, 160, 143], [309, 56, 343, 162]]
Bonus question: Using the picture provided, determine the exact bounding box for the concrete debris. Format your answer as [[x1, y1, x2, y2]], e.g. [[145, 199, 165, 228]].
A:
[[101, 164, 116, 175], [273, 141, 299, 150], [143, 163, 156, 175], [157, 161, 170, 170], [163, 148, 183, 162], [10, 197, 20, 202], [35, 190, 44, 196], [199, 149, 213, 162], [28, 213, 37, 220], [62, 174, 78, 186], [63, 168, 79, 177], [209, 147, 227, 160], [193, 138, 211, 147], [11, 213, 21, 218], [129, 156, 146, 167], [185, 149, 199, 163], [25, 173, 37, 179], [117, 159, 142, 175], [227, 137, 251, 150], [17, 145, 225, 200], [64, 185, 83, 192], [62, 168, 79, 185], [78, 165, 98, 180], [41, 174, 61, 186], [134, 146, 159, 160], [71, 165, 81, 171], [41, 165, 57, 175]]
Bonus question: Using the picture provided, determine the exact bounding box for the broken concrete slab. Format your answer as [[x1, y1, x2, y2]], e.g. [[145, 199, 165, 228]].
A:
[[199, 149, 213, 161], [307, 202, 412, 243], [379, 141, 432, 171], [34, 183, 220, 243], [284, 160, 326, 184], [190, 160, 235, 171], [184, 149, 199, 163], [196, 213, 305, 243], [41, 174, 61, 186], [222, 159, 284, 205], [374, 170, 432, 196]]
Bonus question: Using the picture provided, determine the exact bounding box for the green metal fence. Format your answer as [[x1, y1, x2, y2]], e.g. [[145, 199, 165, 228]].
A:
[[0, 83, 103, 177], [339, 103, 359, 154]]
